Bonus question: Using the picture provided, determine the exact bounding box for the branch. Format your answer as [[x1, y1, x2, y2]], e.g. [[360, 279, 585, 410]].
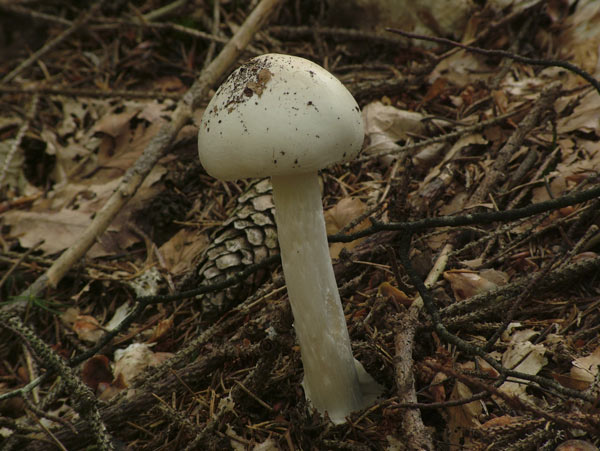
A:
[[2, 1, 106, 83], [386, 28, 600, 96], [329, 183, 600, 242], [469, 81, 561, 206], [12, 0, 281, 309], [397, 234, 596, 404], [1, 314, 114, 450]]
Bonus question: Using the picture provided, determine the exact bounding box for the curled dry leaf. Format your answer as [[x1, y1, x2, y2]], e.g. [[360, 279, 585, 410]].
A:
[[81, 355, 113, 393], [324, 197, 370, 259], [443, 269, 506, 301], [570, 345, 600, 389], [62, 304, 130, 344], [148, 317, 174, 343], [72, 315, 103, 343], [159, 228, 209, 276], [499, 329, 548, 400], [555, 440, 599, 451], [113, 343, 174, 388], [479, 415, 516, 429], [378, 281, 412, 307], [446, 362, 482, 448], [429, 371, 447, 403], [361, 101, 445, 165]]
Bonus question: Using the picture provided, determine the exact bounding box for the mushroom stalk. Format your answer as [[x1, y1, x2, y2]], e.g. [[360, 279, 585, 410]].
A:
[[271, 172, 362, 423]]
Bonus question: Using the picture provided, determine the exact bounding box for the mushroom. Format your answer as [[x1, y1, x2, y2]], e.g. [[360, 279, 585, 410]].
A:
[[197, 54, 380, 424]]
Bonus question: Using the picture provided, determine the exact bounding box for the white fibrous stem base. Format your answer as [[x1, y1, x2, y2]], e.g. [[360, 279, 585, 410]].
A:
[[271, 172, 381, 424]]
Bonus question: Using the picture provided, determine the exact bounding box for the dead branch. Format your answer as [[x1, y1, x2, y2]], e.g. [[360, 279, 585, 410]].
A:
[[386, 28, 600, 96], [469, 82, 561, 206], [13, 0, 281, 309], [393, 245, 451, 450], [329, 183, 600, 243], [0, 85, 181, 100], [398, 233, 597, 404], [2, 1, 106, 84], [20, 343, 261, 451], [1, 314, 114, 451], [0, 94, 38, 189], [0, 1, 281, 448]]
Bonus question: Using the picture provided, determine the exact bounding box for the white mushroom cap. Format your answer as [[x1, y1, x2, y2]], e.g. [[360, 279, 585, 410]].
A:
[[198, 53, 364, 180]]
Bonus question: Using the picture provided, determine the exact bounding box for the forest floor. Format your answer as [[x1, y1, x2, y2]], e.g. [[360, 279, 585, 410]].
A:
[[1, 1, 600, 450]]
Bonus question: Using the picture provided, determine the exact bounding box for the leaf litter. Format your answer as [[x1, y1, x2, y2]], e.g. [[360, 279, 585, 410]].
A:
[[1, 1, 600, 450]]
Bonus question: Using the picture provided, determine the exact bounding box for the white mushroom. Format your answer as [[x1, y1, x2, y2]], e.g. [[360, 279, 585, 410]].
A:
[[198, 53, 380, 424]]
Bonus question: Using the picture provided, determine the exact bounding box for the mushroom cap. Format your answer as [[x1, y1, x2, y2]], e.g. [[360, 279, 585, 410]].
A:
[[198, 54, 364, 180]]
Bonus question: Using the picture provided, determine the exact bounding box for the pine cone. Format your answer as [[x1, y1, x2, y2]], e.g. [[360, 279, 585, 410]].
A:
[[188, 178, 279, 316]]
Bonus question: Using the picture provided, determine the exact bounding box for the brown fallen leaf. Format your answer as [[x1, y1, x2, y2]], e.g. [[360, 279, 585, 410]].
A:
[[378, 281, 412, 307], [446, 362, 482, 448], [443, 269, 501, 301], [325, 197, 370, 259], [555, 440, 599, 451], [81, 355, 113, 393], [570, 344, 600, 389], [72, 315, 103, 343], [479, 415, 515, 429]]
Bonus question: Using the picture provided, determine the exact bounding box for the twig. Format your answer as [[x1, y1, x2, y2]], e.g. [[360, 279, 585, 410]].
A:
[[386, 28, 600, 96], [142, 0, 188, 22], [1, 314, 115, 450], [93, 19, 263, 56], [357, 107, 526, 162], [0, 85, 181, 100], [13, 0, 281, 308], [0, 3, 72, 27], [393, 245, 451, 449], [397, 234, 596, 404], [268, 25, 409, 47], [469, 82, 561, 206], [67, 255, 279, 368], [0, 239, 43, 291], [0, 94, 39, 189], [442, 253, 600, 322], [427, 361, 598, 435], [329, 183, 600, 243], [2, 1, 106, 83], [203, 0, 221, 69], [21, 344, 262, 451]]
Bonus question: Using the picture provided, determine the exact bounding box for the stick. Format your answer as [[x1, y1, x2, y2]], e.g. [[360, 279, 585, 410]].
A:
[[2, 2, 105, 84], [394, 244, 451, 450], [12, 0, 281, 310]]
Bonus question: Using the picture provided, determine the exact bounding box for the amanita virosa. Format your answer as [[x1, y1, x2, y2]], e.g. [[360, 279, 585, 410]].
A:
[[198, 54, 381, 424]]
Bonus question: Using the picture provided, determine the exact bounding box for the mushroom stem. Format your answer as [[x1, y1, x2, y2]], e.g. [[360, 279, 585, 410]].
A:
[[271, 172, 362, 424]]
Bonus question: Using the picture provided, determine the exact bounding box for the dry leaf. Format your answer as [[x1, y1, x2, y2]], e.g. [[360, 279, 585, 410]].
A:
[[552, 372, 593, 391], [479, 415, 516, 429], [159, 228, 209, 275], [446, 367, 481, 447], [570, 345, 600, 388], [324, 197, 370, 259], [378, 281, 412, 307], [148, 318, 173, 343], [362, 101, 438, 156], [72, 315, 103, 343], [555, 440, 599, 451], [113, 343, 174, 387], [429, 371, 447, 403], [499, 329, 548, 399], [556, 0, 600, 87], [81, 355, 113, 393], [443, 269, 499, 301]]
